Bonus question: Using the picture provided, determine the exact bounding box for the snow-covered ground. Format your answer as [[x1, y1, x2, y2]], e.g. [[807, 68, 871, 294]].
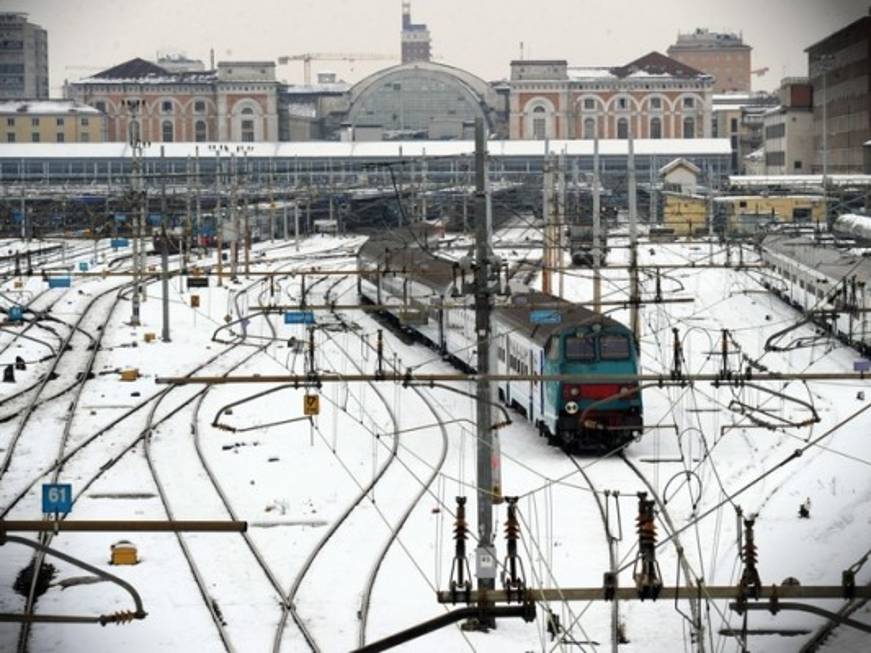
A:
[[0, 229, 869, 652]]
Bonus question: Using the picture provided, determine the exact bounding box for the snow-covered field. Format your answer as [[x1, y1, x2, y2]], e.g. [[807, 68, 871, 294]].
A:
[[0, 229, 869, 652]]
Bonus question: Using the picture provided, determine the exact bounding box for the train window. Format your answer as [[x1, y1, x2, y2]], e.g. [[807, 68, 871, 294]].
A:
[[565, 336, 595, 361], [600, 335, 630, 360]]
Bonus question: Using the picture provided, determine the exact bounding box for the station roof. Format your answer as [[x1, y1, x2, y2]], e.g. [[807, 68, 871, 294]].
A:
[[0, 138, 732, 160]]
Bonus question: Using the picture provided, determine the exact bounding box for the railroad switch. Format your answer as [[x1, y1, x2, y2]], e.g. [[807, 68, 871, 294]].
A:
[[449, 497, 472, 604], [500, 497, 526, 603], [632, 492, 662, 600]]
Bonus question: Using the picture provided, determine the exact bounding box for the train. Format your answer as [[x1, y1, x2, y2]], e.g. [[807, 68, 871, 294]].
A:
[[760, 231, 871, 356], [357, 228, 643, 452]]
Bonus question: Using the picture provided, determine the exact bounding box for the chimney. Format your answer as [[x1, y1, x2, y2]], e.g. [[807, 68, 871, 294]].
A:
[[210, 48, 215, 70]]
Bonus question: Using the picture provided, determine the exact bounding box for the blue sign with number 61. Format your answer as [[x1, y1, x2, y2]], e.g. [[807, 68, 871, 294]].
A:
[[42, 483, 72, 514]]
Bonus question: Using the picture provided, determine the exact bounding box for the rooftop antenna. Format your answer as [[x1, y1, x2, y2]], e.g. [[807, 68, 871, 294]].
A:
[[520, 41, 524, 60]]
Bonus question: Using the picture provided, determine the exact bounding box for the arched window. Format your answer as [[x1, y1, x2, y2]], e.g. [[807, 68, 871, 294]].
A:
[[128, 120, 140, 146], [195, 120, 207, 142], [241, 107, 254, 115], [650, 117, 662, 139], [532, 105, 547, 140], [683, 117, 695, 139], [583, 118, 596, 140], [617, 117, 628, 139], [194, 100, 206, 113], [162, 120, 174, 143], [241, 119, 255, 142]]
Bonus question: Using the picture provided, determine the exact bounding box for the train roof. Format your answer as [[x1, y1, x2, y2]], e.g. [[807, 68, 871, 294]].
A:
[[494, 291, 626, 346], [359, 226, 456, 290], [360, 229, 629, 345], [762, 233, 871, 285]]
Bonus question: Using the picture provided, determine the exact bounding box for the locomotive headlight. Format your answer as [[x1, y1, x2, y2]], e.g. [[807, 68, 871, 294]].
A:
[[620, 386, 635, 395], [570, 386, 579, 397], [565, 401, 579, 415]]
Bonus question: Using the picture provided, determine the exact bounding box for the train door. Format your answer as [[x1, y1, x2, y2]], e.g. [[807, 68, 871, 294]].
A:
[[528, 348, 535, 418]]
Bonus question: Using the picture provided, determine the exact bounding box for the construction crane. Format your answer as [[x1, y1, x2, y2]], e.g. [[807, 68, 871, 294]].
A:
[[276, 53, 397, 85]]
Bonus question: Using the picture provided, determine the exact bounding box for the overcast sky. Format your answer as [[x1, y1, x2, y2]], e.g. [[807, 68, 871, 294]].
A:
[[6, 0, 868, 96]]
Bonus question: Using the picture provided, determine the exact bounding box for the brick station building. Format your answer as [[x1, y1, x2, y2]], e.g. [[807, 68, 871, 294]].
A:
[[66, 57, 279, 143], [508, 52, 713, 140]]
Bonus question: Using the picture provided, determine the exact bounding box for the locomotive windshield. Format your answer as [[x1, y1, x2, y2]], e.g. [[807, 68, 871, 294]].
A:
[[600, 335, 631, 360], [565, 335, 596, 361]]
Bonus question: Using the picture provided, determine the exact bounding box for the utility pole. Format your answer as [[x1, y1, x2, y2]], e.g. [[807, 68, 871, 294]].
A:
[[230, 153, 239, 282], [593, 134, 602, 313], [159, 146, 171, 342], [541, 154, 555, 295], [216, 151, 223, 288], [130, 131, 143, 327], [557, 150, 566, 299], [269, 158, 275, 242], [294, 202, 300, 251], [472, 117, 498, 630], [628, 126, 640, 342]]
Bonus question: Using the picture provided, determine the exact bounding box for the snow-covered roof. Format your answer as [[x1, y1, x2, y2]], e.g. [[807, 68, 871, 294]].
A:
[[283, 83, 351, 95], [566, 67, 614, 80], [0, 100, 101, 115], [659, 157, 701, 176], [0, 139, 733, 160], [744, 148, 764, 161]]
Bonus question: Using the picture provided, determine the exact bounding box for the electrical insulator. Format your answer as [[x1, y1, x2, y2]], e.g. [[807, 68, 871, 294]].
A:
[[739, 517, 762, 601], [500, 496, 526, 603], [632, 492, 662, 600], [449, 496, 472, 604]]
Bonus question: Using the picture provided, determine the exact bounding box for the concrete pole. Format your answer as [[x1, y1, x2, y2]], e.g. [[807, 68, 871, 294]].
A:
[[628, 127, 640, 342], [160, 146, 171, 342], [473, 118, 497, 629], [131, 141, 142, 326], [558, 150, 566, 299], [294, 202, 300, 251], [542, 155, 554, 295], [230, 153, 238, 281], [216, 153, 223, 288], [593, 135, 602, 313]]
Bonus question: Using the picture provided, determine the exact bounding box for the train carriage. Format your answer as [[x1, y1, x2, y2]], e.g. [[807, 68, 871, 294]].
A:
[[357, 228, 643, 452]]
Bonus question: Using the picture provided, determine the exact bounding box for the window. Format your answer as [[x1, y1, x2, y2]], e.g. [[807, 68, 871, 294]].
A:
[[683, 97, 695, 108], [31, 117, 39, 127], [765, 123, 785, 139], [56, 132, 64, 142], [730, 117, 738, 132], [600, 335, 630, 360], [617, 117, 628, 139], [532, 105, 547, 140], [584, 98, 595, 110], [617, 97, 627, 110], [650, 97, 661, 110], [6, 132, 14, 143], [194, 100, 205, 113], [241, 119, 254, 142], [545, 337, 560, 361], [241, 107, 254, 115], [195, 120, 206, 142], [95, 101, 106, 113], [5, 117, 12, 126], [80, 117, 88, 126], [162, 120, 173, 142], [650, 117, 662, 139], [56, 117, 64, 126], [794, 160, 802, 170], [565, 336, 596, 361], [161, 100, 172, 113], [31, 132, 39, 142], [583, 118, 595, 139], [683, 117, 695, 139]]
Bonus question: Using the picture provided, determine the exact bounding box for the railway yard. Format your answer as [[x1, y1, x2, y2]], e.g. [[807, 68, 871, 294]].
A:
[[0, 215, 869, 653]]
